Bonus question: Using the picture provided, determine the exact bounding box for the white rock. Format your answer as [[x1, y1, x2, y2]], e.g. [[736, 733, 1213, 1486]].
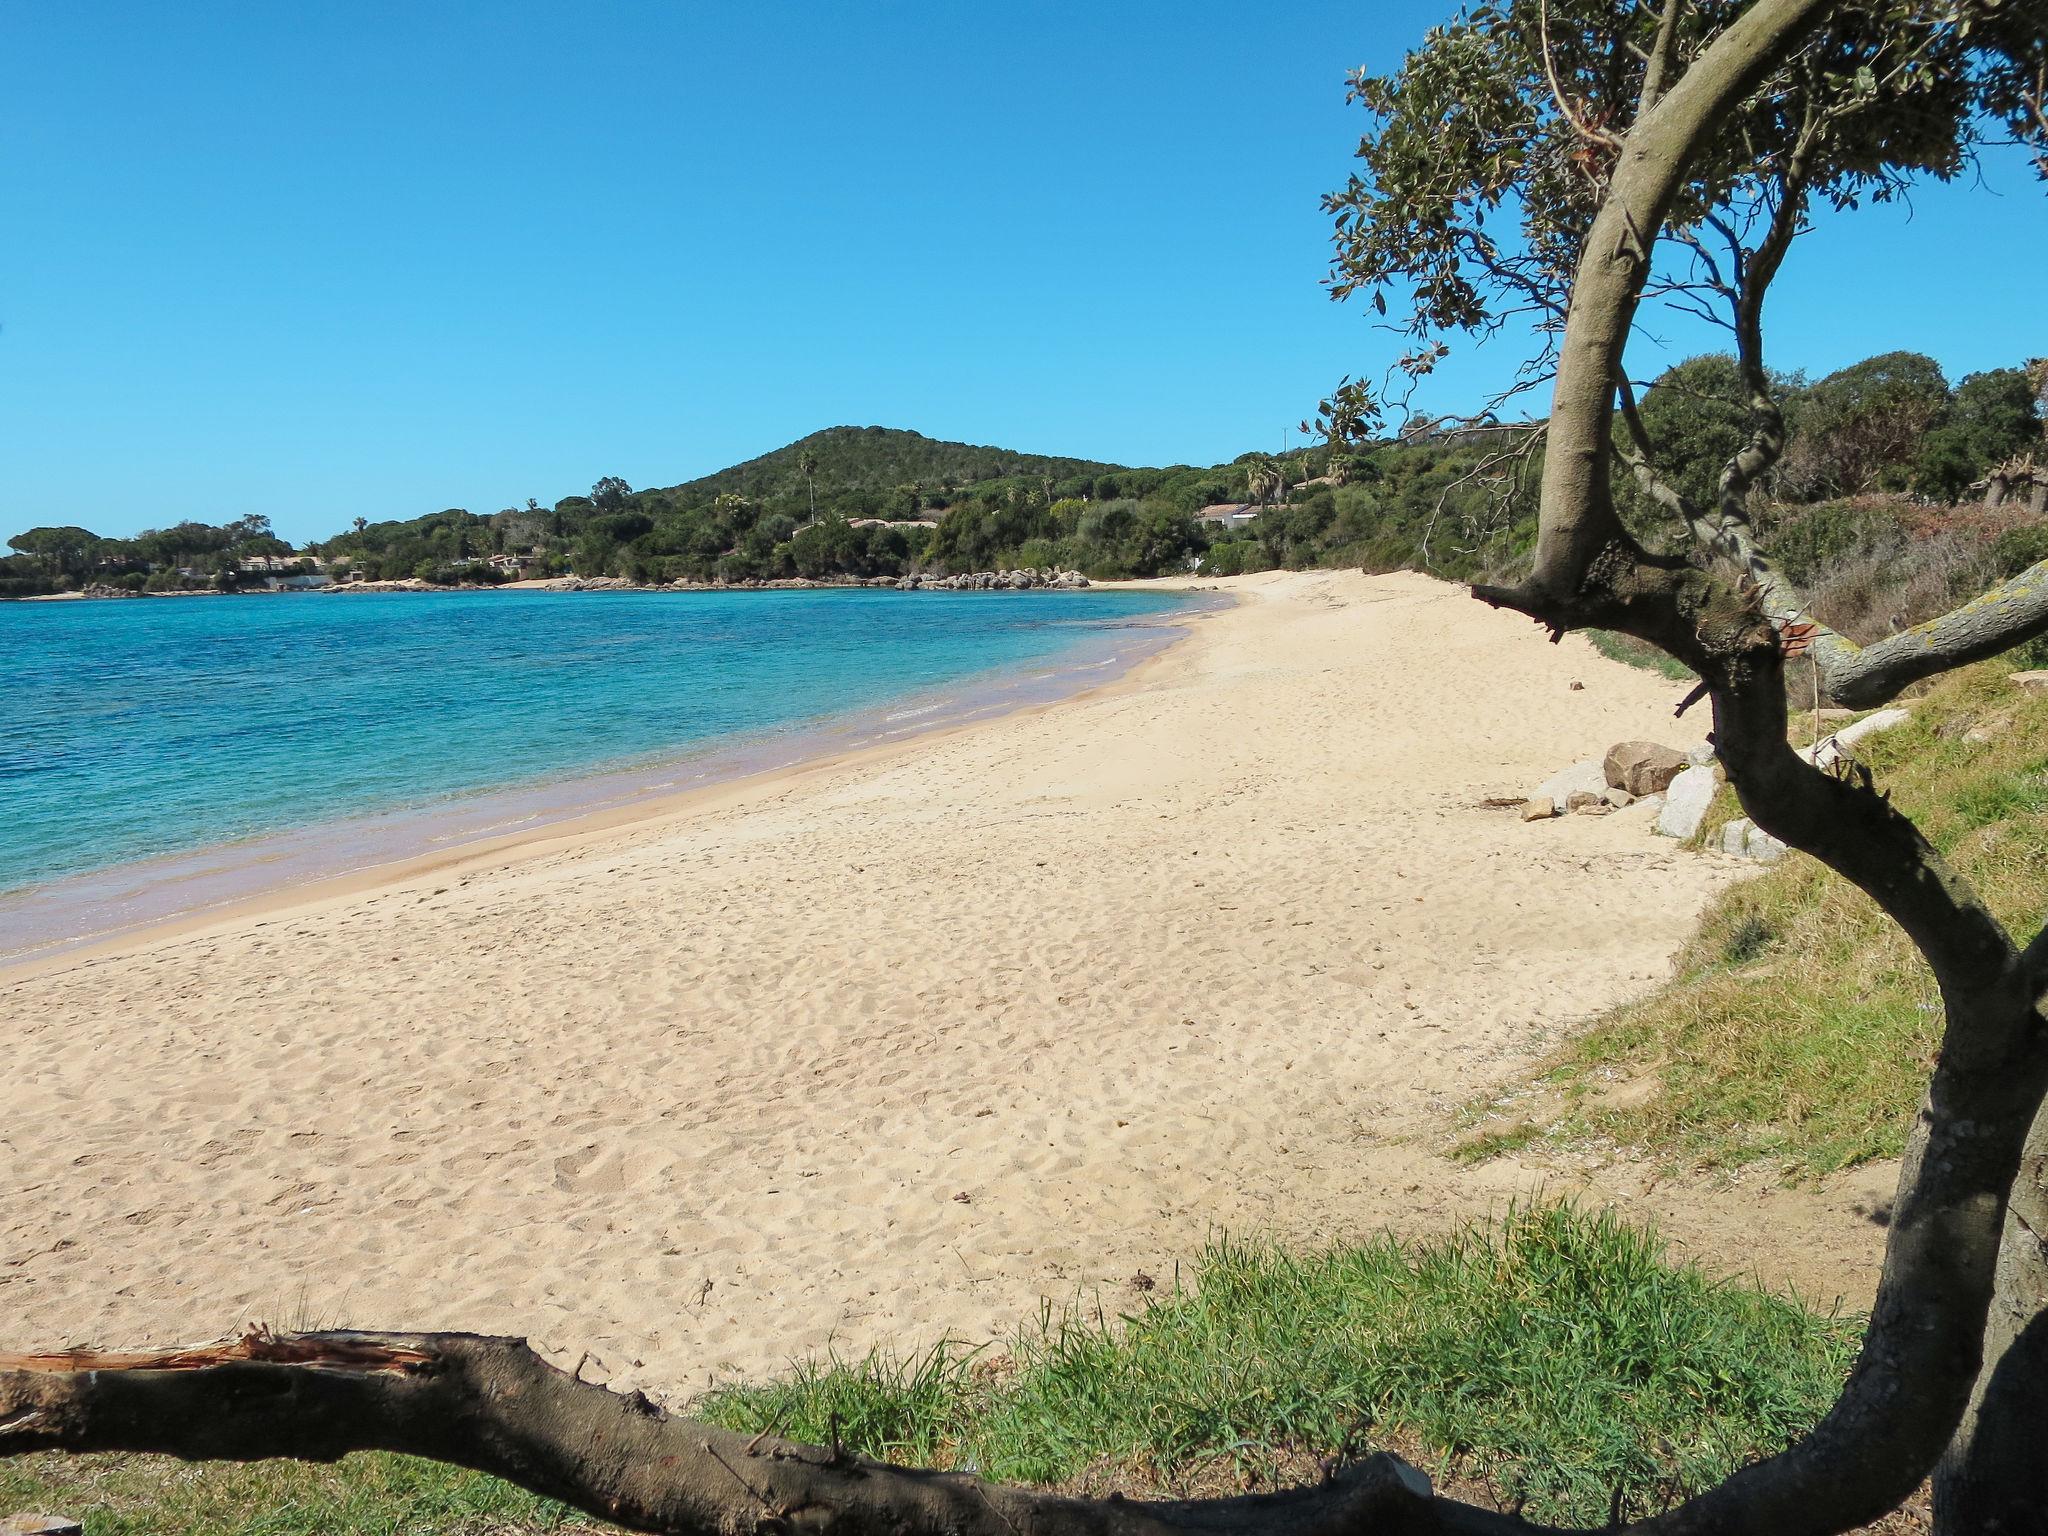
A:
[[1656, 765, 1719, 840], [1746, 825, 1789, 863], [1535, 758, 1608, 804], [1716, 814, 1791, 864]]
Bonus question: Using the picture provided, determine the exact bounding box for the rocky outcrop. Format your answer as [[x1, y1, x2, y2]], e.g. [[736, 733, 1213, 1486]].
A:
[[895, 569, 1088, 591], [1603, 740, 1689, 798]]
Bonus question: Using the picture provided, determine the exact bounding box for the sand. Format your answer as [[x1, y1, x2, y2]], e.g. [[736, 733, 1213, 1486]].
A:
[[0, 570, 1893, 1397]]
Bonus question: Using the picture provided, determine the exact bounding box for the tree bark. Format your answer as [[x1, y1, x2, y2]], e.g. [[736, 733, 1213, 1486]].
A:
[[0, 1331, 1472, 1536], [1934, 1113, 2048, 1531]]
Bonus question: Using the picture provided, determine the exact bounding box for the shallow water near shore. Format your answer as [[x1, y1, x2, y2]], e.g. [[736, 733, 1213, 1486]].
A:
[[0, 587, 1200, 961]]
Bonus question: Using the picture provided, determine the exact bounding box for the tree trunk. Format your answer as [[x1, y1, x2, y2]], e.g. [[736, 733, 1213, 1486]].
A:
[[1934, 1116, 2048, 1532]]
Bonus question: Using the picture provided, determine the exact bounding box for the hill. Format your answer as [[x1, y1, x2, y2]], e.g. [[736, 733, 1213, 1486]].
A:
[[668, 426, 1125, 507]]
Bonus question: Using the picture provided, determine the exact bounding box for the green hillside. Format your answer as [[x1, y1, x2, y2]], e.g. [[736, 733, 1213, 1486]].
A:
[[669, 426, 1125, 506]]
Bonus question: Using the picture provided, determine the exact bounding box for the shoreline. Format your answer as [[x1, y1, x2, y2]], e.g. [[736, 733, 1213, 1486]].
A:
[[9, 567, 1101, 601], [2, 571, 1889, 1391], [0, 591, 1221, 980]]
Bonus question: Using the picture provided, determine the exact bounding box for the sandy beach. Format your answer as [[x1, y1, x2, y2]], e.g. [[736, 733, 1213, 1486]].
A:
[[0, 570, 1892, 1397]]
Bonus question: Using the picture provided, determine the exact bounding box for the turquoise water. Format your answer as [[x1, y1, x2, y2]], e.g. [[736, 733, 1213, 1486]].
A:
[[0, 588, 1190, 899]]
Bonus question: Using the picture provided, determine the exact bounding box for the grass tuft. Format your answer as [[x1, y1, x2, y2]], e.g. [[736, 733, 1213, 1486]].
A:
[[701, 1202, 1855, 1525]]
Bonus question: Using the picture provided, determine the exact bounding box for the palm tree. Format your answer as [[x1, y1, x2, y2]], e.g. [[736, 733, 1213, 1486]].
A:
[[1244, 456, 1282, 507], [797, 450, 819, 518]]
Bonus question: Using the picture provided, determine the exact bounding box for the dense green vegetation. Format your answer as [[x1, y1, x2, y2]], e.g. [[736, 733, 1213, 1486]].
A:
[[7, 352, 2036, 599], [1459, 661, 2048, 1176], [1, 1204, 1857, 1531]]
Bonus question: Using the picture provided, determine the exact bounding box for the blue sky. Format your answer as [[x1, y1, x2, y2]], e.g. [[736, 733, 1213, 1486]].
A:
[[4, 2, 2043, 545]]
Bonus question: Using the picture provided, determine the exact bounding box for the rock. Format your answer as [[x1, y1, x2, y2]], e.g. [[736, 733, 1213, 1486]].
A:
[[2011, 671, 2048, 692], [1747, 826, 1789, 864], [1534, 758, 1607, 805], [1719, 817, 1789, 864], [1656, 764, 1718, 840], [1569, 680, 1584, 691], [1686, 742, 1717, 767], [1601, 786, 1635, 809], [1521, 797, 1559, 822], [1566, 790, 1605, 813], [2, 1517, 83, 1536], [1604, 740, 1689, 797]]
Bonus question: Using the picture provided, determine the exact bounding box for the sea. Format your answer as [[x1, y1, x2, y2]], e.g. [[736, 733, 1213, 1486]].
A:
[[0, 586, 1197, 961]]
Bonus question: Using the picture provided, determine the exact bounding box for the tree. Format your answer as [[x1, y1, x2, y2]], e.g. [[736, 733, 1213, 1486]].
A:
[[1243, 455, 1283, 506], [1916, 367, 2046, 501], [7, 3, 2048, 1534], [6, 525, 98, 578], [1778, 351, 1952, 497], [797, 447, 820, 517], [592, 476, 633, 515]]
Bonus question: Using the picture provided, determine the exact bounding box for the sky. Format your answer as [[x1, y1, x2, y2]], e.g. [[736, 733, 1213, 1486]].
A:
[[4, 2, 2045, 545]]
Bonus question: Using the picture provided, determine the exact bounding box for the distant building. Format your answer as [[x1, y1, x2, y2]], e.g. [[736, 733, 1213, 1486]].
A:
[[488, 552, 540, 572], [1197, 503, 1260, 530]]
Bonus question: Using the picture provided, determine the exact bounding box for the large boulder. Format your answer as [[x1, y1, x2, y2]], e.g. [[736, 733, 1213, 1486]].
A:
[[1656, 765, 1719, 840], [1605, 740, 1689, 798]]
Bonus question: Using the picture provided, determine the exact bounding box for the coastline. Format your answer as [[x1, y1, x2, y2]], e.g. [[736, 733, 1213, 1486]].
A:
[[9, 567, 1098, 601], [2, 571, 1890, 1394], [0, 590, 1219, 976]]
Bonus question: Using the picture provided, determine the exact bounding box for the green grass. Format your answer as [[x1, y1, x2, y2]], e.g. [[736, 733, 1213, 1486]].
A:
[[0, 1451, 599, 1536], [2, 1207, 1857, 1532], [703, 1204, 1853, 1525], [1458, 660, 2048, 1175], [1586, 629, 1698, 681]]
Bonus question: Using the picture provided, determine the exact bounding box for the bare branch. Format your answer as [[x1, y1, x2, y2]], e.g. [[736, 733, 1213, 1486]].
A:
[[1540, 0, 1626, 151], [1638, 0, 1687, 113], [0, 1330, 1456, 1536]]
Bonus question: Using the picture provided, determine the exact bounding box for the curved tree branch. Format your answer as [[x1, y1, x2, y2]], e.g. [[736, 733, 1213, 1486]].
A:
[[0, 1330, 1464, 1536]]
